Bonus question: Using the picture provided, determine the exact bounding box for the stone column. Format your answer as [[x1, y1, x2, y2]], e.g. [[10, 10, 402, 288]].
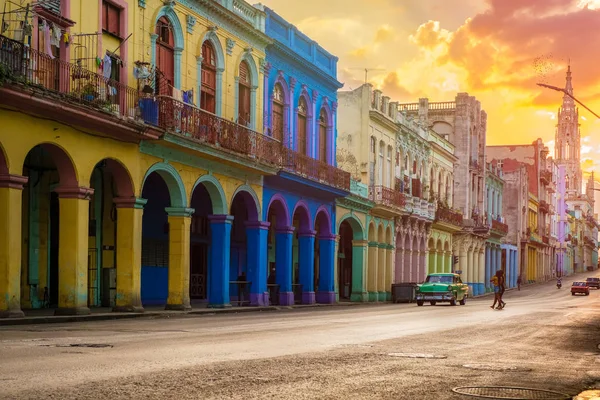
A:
[[208, 215, 234, 308], [385, 245, 394, 301], [458, 244, 467, 283], [246, 221, 270, 306], [395, 245, 404, 284], [467, 247, 474, 295], [351, 240, 369, 302], [317, 234, 337, 304], [0, 174, 27, 318], [113, 197, 147, 313], [429, 249, 437, 275], [436, 250, 443, 274], [485, 245, 491, 292], [276, 227, 295, 306], [165, 207, 194, 311], [478, 249, 485, 296], [377, 243, 386, 301], [368, 241, 379, 301], [54, 187, 94, 316], [298, 230, 317, 304]]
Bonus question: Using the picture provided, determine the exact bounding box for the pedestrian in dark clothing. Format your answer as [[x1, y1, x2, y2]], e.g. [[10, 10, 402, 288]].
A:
[[497, 270, 506, 309], [517, 275, 521, 291]]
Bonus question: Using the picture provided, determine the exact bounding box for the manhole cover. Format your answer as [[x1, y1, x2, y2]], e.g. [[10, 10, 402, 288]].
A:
[[388, 352, 447, 359], [452, 386, 571, 399], [463, 364, 533, 372]]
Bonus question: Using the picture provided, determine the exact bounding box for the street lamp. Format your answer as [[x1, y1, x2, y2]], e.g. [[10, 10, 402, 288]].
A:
[[536, 83, 600, 119]]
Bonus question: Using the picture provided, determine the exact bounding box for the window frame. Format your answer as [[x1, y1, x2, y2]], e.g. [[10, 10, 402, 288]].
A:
[[102, 1, 121, 38]]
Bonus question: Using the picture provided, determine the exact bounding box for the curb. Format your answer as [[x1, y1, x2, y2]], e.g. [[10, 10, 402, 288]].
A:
[[0, 301, 371, 327]]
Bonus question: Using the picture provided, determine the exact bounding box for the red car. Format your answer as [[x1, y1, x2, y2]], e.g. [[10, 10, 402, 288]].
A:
[[571, 282, 590, 296]]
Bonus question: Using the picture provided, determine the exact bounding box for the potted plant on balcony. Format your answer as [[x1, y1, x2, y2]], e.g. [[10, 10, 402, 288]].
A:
[[79, 82, 98, 102]]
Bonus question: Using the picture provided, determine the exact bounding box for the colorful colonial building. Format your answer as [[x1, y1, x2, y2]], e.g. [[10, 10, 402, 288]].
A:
[[0, 0, 352, 318], [259, 6, 348, 305]]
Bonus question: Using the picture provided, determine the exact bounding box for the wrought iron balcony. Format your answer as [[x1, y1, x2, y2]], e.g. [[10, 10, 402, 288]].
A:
[[0, 35, 140, 119], [368, 185, 406, 209], [282, 148, 351, 191], [156, 96, 282, 166], [435, 204, 463, 226], [491, 219, 509, 235]]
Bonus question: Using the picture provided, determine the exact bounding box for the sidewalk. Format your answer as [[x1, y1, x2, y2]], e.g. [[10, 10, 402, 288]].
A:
[[0, 302, 370, 327]]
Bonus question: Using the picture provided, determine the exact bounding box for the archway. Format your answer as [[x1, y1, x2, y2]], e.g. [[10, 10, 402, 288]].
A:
[[427, 238, 436, 274], [315, 207, 335, 303], [338, 215, 366, 301], [88, 158, 135, 308], [21, 144, 80, 314], [293, 202, 313, 304], [140, 163, 187, 309], [189, 176, 226, 305], [230, 187, 260, 306], [266, 195, 290, 305]]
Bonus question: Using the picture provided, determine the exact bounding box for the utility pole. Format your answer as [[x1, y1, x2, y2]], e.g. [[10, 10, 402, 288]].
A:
[[537, 83, 600, 119]]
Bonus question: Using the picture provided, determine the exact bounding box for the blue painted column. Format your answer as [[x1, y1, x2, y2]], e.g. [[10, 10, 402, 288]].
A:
[[246, 221, 270, 306], [512, 250, 518, 288], [298, 230, 317, 304], [276, 227, 295, 306], [208, 215, 233, 308], [316, 234, 337, 304], [496, 246, 502, 285], [485, 245, 491, 292]]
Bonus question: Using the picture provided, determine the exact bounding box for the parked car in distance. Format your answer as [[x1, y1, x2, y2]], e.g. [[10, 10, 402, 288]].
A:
[[571, 281, 590, 296], [585, 277, 600, 289], [415, 273, 469, 306]]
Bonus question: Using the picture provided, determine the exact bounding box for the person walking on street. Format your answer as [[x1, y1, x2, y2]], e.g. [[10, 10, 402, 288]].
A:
[[490, 273, 500, 309], [497, 270, 506, 309], [517, 275, 521, 291]]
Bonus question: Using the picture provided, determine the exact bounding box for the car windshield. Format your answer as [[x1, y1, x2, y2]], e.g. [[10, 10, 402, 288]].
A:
[[572, 282, 586, 286], [426, 275, 453, 284]]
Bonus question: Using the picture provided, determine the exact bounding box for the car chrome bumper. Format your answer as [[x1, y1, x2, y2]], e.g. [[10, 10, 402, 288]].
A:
[[415, 293, 455, 301]]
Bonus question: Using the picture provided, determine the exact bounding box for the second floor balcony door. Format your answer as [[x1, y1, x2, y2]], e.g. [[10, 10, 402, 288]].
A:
[[156, 17, 174, 96], [238, 61, 251, 126]]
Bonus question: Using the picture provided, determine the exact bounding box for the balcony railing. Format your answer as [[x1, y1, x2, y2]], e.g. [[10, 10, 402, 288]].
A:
[[491, 219, 509, 234], [369, 185, 406, 209], [157, 96, 282, 166], [282, 148, 350, 191], [0, 35, 140, 119], [435, 204, 463, 226]]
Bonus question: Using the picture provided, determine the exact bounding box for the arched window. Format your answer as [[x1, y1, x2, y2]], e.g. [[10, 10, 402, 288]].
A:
[[297, 97, 308, 155], [238, 61, 251, 126], [200, 41, 216, 113], [156, 17, 174, 96], [272, 83, 284, 142], [318, 109, 328, 163]]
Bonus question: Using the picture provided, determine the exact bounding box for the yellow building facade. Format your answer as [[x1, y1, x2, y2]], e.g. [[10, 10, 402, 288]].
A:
[[0, 0, 278, 317]]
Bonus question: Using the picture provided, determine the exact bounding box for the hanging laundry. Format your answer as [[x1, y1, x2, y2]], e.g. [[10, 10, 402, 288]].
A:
[[50, 23, 61, 47], [43, 22, 54, 59], [103, 54, 112, 79], [172, 88, 182, 102]]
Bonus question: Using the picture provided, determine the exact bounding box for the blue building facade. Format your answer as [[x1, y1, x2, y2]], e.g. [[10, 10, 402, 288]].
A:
[[259, 6, 348, 305]]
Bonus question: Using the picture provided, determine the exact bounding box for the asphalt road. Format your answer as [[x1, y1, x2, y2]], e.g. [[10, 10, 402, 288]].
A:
[[1, 274, 600, 399]]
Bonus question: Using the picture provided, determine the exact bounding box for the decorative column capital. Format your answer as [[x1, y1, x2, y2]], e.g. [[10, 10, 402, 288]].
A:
[[186, 15, 197, 34], [245, 220, 270, 230], [276, 226, 295, 235], [150, 33, 158, 42], [289, 76, 297, 91], [298, 229, 317, 238], [138, 0, 146, 8], [312, 89, 319, 103], [0, 174, 28, 189], [166, 207, 195, 217], [196, 55, 204, 65], [319, 233, 338, 241], [114, 197, 147, 209], [226, 38, 235, 55], [352, 239, 369, 247], [55, 186, 94, 199], [208, 214, 234, 224]]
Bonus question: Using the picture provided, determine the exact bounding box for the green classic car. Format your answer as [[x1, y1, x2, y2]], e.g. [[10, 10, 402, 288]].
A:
[[415, 273, 469, 306]]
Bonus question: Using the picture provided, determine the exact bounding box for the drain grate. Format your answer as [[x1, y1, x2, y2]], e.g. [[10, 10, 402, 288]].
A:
[[388, 352, 447, 359], [452, 386, 571, 399], [463, 364, 532, 372]]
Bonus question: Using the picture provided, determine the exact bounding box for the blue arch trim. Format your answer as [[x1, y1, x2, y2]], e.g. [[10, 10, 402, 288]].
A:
[[190, 174, 227, 215], [142, 162, 187, 208], [231, 184, 262, 221]]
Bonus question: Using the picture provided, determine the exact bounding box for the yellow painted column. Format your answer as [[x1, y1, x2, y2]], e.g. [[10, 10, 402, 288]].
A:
[[113, 197, 147, 313], [367, 242, 378, 302], [54, 187, 93, 316], [0, 174, 27, 318], [377, 244, 386, 301], [166, 207, 194, 311], [385, 246, 393, 300]]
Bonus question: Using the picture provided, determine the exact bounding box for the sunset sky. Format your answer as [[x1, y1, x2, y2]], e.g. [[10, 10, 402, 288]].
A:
[[259, 0, 600, 175]]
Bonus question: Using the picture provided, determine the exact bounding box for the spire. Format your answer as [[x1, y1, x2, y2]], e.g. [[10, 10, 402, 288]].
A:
[[562, 63, 574, 109]]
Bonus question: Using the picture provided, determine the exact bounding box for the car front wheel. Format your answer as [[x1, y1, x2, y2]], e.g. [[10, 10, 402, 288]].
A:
[[459, 296, 467, 306], [449, 298, 457, 306], [430, 301, 436, 306], [417, 300, 424, 306]]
